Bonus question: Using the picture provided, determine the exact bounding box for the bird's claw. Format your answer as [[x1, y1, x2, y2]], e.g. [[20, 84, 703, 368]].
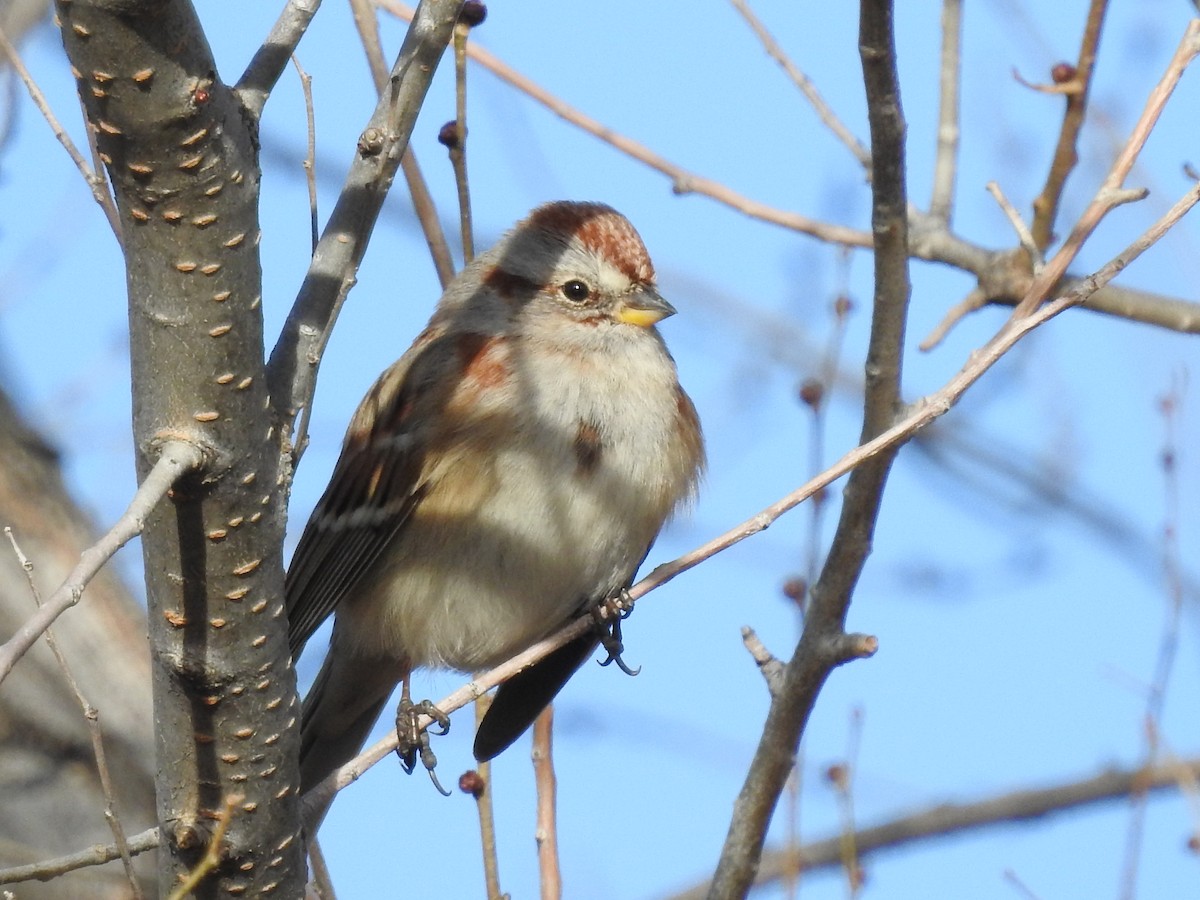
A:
[[592, 591, 641, 677], [395, 697, 452, 796]]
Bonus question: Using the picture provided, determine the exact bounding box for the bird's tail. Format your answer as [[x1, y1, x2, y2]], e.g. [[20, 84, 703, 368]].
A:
[[473, 633, 600, 762], [299, 648, 405, 795]]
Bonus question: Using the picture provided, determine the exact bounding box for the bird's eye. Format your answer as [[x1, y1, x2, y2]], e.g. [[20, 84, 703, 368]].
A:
[[560, 280, 591, 302]]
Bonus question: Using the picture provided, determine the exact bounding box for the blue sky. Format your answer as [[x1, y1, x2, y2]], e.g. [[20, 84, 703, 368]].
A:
[[2, 1, 1199, 897]]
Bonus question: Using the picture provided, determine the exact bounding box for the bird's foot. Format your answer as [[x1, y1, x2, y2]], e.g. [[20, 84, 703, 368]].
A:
[[592, 589, 641, 677], [395, 697, 452, 796]]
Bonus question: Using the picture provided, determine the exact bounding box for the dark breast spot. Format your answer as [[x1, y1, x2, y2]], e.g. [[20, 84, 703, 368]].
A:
[[573, 421, 603, 474]]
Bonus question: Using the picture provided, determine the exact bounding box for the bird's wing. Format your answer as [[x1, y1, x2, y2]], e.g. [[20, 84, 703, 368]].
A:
[[285, 330, 472, 657]]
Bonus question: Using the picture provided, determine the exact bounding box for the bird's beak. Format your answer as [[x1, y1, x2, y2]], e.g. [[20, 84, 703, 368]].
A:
[[615, 286, 677, 328]]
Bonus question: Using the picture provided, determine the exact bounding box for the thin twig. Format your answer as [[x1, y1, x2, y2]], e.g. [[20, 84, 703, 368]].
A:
[[1004, 871, 1045, 900], [348, 0, 456, 288], [986, 180, 1042, 271], [0, 828, 159, 886], [832, 710, 864, 896], [472, 694, 503, 899], [918, 287, 986, 351], [1120, 378, 1188, 899], [0, 23, 122, 244], [237, 0, 323, 118], [1029, 0, 1109, 250], [291, 54, 320, 253], [728, 0, 871, 171], [0, 439, 205, 685], [449, 20, 474, 262], [532, 707, 562, 900], [4, 529, 143, 899], [929, 0, 962, 223], [165, 794, 241, 900]]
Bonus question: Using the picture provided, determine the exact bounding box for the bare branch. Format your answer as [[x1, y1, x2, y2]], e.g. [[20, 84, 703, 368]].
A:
[[532, 708, 562, 900], [349, 0, 456, 288], [0, 439, 204, 685], [268, 0, 464, 450], [986, 180, 1042, 270], [1029, 0, 1109, 250], [0, 828, 158, 886], [728, 0, 871, 171], [929, 0, 962, 223], [668, 759, 1200, 899], [709, 1, 911, 891], [237, 0, 323, 118]]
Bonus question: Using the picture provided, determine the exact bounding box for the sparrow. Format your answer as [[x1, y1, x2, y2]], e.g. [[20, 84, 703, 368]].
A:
[[286, 201, 704, 794]]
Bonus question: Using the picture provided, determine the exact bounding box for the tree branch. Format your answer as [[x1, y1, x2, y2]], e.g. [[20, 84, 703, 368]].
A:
[[236, 0, 323, 119], [668, 758, 1200, 899], [707, 3, 912, 893]]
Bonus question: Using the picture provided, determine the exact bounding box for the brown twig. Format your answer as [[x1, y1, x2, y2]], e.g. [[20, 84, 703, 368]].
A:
[[267, 0, 464, 453], [1012, 19, 1200, 319], [929, 0, 962, 223], [728, 0, 871, 171], [1029, 0, 1109, 250], [532, 707, 562, 900], [0, 23, 123, 244], [472, 694, 504, 899], [4, 528, 143, 899], [291, 54, 320, 253], [0, 439, 205, 685]]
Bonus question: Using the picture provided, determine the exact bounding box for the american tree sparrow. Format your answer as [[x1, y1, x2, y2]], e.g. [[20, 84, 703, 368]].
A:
[[287, 201, 704, 792]]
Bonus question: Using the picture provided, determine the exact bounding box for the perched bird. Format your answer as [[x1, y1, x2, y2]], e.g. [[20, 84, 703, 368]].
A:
[[287, 201, 704, 793]]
